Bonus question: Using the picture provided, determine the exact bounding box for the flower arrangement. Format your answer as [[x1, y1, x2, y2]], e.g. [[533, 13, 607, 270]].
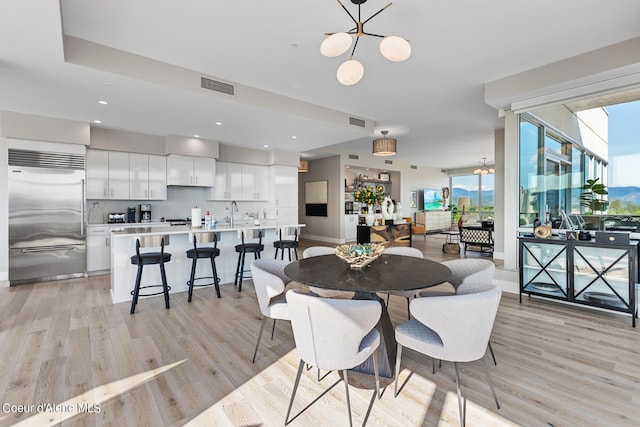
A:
[[354, 186, 385, 206]]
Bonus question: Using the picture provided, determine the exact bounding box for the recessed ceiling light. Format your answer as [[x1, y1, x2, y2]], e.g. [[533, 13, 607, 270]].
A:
[[194, 134, 200, 138], [263, 145, 269, 148], [98, 100, 108, 105], [291, 135, 297, 139], [215, 122, 222, 126], [93, 120, 102, 124]]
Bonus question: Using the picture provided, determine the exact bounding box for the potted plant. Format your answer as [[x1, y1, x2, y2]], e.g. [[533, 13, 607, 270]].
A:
[[580, 178, 609, 214]]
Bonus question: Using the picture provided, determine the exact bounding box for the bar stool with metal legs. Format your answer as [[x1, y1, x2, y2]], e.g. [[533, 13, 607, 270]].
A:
[[130, 237, 172, 314], [186, 232, 221, 302], [273, 227, 299, 261], [234, 229, 264, 292]]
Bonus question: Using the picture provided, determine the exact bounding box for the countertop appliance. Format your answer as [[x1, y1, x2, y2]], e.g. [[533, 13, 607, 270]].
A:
[[8, 149, 87, 285], [140, 203, 151, 222], [127, 207, 137, 223], [108, 213, 126, 223]]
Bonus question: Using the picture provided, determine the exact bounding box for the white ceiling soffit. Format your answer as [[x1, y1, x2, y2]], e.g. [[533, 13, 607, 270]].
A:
[[62, 35, 375, 135], [485, 36, 640, 113]]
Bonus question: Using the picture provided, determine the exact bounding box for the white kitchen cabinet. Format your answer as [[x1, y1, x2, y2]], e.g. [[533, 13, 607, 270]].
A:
[[129, 153, 167, 200], [86, 149, 130, 199], [87, 226, 111, 274], [210, 161, 242, 200], [167, 154, 216, 187], [269, 165, 298, 208], [344, 214, 359, 241], [242, 164, 269, 200]]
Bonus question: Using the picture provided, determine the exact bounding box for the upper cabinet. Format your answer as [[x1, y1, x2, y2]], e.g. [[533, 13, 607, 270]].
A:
[[166, 154, 215, 187], [86, 150, 130, 199], [209, 162, 268, 201], [129, 153, 167, 200], [269, 165, 298, 208]]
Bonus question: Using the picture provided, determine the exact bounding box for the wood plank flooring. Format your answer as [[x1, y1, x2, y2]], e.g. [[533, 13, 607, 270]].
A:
[[0, 236, 638, 426]]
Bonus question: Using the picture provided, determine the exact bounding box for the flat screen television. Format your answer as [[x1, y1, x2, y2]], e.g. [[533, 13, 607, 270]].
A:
[[423, 188, 444, 210]]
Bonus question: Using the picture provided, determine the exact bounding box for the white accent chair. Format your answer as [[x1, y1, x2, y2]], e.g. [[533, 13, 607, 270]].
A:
[[420, 258, 498, 365], [381, 246, 425, 319], [250, 259, 292, 363], [284, 289, 382, 426], [302, 246, 351, 298], [394, 286, 502, 427]]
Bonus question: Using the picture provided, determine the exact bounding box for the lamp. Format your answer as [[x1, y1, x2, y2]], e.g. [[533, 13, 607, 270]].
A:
[[473, 157, 495, 175], [298, 159, 309, 173], [372, 130, 397, 156], [321, 0, 411, 85], [457, 197, 470, 230]]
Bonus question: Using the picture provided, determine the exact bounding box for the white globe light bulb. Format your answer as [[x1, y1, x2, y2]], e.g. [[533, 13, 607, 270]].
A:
[[320, 32, 352, 57], [380, 36, 411, 62], [336, 59, 364, 85]]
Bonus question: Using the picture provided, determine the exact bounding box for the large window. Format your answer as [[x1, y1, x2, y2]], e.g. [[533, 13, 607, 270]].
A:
[[519, 115, 607, 228], [451, 174, 494, 222]]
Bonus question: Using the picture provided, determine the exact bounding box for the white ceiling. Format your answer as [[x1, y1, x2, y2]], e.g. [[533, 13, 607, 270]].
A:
[[1, 0, 640, 169]]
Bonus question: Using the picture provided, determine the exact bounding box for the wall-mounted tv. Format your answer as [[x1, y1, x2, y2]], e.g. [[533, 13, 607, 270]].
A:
[[423, 188, 444, 210]]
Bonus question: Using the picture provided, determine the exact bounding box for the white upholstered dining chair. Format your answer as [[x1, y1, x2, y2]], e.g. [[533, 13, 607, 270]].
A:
[[284, 289, 381, 426], [419, 258, 498, 365], [381, 246, 425, 319], [302, 246, 351, 298], [394, 286, 502, 427], [250, 258, 292, 363]]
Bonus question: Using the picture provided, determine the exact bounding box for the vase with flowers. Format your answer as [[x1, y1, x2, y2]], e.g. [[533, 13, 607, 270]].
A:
[[354, 186, 385, 226]]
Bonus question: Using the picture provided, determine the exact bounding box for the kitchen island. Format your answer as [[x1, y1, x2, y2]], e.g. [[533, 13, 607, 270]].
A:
[[110, 222, 304, 304]]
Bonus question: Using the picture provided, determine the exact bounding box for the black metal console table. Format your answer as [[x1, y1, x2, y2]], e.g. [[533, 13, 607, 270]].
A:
[[518, 236, 638, 326]]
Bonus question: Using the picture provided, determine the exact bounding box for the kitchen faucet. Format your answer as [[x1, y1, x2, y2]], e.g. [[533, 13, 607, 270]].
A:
[[229, 201, 238, 227]]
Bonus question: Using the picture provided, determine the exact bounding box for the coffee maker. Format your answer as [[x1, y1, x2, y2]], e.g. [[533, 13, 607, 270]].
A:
[[139, 204, 151, 222]]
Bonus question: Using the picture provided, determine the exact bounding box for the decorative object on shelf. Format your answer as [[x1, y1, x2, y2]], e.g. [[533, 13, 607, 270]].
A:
[[457, 197, 470, 229], [372, 130, 397, 156], [473, 157, 495, 175], [580, 178, 609, 213], [442, 186, 450, 206], [534, 224, 552, 238], [335, 243, 385, 269], [409, 191, 417, 208], [379, 173, 390, 181], [354, 185, 385, 206], [376, 184, 385, 193], [320, 0, 411, 85], [381, 195, 395, 220], [366, 205, 375, 225], [298, 159, 309, 173]]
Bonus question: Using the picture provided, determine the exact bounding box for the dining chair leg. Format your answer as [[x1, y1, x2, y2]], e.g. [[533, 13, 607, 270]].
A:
[[271, 318, 277, 339], [432, 358, 436, 374], [252, 316, 267, 363], [372, 349, 380, 400], [481, 357, 500, 409], [453, 362, 465, 427], [285, 359, 305, 425], [343, 369, 353, 427], [488, 341, 497, 365], [394, 343, 403, 397], [405, 297, 411, 320]]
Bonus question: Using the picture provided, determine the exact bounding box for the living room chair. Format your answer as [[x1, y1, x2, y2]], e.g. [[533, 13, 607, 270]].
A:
[[394, 286, 502, 427], [403, 216, 426, 240], [284, 289, 381, 426], [250, 259, 292, 363]]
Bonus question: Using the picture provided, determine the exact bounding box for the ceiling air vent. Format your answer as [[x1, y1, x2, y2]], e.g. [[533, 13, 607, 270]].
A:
[[348, 154, 359, 160], [201, 77, 235, 96], [9, 149, 85, 170], [349, 117, 366, 128], [410, 165, 417, 169], [384, 159, 393, 165]]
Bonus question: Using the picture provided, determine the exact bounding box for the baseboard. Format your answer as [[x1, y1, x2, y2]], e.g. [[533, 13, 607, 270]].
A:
[[301, 234, 344, 245]]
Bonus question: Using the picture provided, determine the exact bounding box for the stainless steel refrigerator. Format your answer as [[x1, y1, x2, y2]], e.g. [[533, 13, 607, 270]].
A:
[[8, 149, 86, 285]]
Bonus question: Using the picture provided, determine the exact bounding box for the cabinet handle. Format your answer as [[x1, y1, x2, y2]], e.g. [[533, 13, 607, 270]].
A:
[[149, 189, 153, 198], [103, 188, 107, 198], [105, 237, 109, 247]]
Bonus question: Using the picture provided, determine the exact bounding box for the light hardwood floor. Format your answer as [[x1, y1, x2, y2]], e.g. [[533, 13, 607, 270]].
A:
[[0, 236, 638, 426]]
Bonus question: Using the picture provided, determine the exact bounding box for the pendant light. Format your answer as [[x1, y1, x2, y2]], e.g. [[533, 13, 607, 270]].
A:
[[372, 130, 397, 156]]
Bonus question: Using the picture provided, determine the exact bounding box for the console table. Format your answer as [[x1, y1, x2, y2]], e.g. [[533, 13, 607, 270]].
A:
[[518, 236, 638, 326]]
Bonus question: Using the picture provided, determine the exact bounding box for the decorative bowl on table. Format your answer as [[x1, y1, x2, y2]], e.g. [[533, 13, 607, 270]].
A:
[[335, 243, 385, 269]]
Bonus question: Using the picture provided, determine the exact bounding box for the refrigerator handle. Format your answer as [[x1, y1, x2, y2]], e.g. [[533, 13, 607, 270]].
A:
[[81, 179, 86, 236]]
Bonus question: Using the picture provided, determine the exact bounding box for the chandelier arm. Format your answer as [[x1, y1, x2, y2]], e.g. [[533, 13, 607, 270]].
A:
[[361, 2, 393, 25], [337, 0, 359, 26], [362, 32, 386, 38], [350, 36, 361, 58]]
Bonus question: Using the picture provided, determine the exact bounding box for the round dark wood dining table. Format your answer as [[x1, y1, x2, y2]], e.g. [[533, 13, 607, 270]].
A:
[[284, 253, 452, 380]]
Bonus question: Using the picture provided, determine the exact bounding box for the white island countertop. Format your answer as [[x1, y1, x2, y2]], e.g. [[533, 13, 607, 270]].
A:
[[110, 222, 305, 305]]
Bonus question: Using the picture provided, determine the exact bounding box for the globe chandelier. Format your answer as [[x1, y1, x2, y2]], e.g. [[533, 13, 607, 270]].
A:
[[320, 0, 411, 86]]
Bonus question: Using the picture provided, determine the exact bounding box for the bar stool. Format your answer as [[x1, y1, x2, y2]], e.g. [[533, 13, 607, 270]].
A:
[[273, 227, 299, 261], [186, 232, 221, 302], [130, 237, 171, 314], [234, 229, 264, 292]]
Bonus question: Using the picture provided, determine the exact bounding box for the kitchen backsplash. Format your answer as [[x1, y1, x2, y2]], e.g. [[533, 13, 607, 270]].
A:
[[87, 187, 273, 224]]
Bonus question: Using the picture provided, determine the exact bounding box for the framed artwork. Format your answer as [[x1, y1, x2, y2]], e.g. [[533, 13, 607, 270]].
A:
[[305, 180, 328, 216], [409, 191, 417, 208]]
